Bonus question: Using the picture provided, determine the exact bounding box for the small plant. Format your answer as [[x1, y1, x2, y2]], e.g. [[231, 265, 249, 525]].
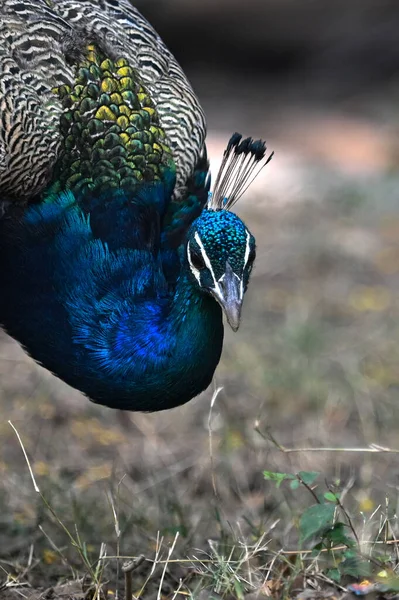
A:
[[263, 469, 396, 588]]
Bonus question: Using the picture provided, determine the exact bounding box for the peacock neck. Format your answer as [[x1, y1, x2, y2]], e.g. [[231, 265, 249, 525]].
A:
[[83, 267, 225, 411], [0, 193, 225, 412]]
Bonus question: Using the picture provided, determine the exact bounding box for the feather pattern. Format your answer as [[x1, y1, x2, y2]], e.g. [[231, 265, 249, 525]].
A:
[[0, 0, 205, 202], [0, 1, 271, 412]]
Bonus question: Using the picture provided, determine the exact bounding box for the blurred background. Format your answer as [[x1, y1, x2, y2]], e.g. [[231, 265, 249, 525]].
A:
[[2, 0, 399, 587]]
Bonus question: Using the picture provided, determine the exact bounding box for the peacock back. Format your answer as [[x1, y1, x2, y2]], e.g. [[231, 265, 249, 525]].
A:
[[0, 0, 205, 204]]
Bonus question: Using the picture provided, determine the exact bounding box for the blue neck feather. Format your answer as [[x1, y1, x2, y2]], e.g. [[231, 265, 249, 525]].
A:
[[0, 186, 224, 411]]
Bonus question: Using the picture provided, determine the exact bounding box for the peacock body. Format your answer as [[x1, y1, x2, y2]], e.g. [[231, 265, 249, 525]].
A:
[[0, 0, 272, 412]]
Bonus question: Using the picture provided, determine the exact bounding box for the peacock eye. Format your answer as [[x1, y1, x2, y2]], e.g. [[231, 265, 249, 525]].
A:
[[248, 248, 256, 266], [190, 247, 206, 271]]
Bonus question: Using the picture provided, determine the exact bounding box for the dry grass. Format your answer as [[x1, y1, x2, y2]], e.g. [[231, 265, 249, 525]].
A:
[[2, 129, 399, 598]]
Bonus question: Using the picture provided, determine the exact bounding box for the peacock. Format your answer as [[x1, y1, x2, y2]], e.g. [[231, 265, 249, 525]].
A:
[[0, 0, 273, 412]]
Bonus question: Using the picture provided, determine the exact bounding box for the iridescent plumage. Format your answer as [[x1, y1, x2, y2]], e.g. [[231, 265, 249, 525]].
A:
[[0, 0, 272, 411]]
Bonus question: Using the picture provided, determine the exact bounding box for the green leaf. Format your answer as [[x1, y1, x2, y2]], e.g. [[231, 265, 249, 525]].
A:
[[299, 503, 335, 543], [326, 568, 341, 583], [325, 522, 356, 547], [324, 492, 339, 503], [341, 554, 371, 578], [297, 471, 320, 486], [263, 471, 295, 488], [290, 479, 300, 490]]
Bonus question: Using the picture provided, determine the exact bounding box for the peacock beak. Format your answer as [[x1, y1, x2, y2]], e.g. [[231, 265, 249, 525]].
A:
[[211, 262, 243, 332]]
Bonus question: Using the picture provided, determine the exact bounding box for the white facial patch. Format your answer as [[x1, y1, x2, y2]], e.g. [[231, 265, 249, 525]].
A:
[[189, 232, 222, 296], [241, 230, 252, 297], [187, 241, 201, 284]]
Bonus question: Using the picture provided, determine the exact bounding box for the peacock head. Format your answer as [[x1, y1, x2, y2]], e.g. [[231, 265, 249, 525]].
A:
[[186, 133, 273, 331]]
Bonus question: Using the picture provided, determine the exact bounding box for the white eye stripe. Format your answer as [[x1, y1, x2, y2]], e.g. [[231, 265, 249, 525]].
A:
[[193, 232, 221, 294], [243, 230, 252, 268], [241, 230, 252, 297]]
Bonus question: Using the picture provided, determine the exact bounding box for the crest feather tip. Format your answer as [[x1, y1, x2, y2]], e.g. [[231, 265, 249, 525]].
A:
[[209, 132, 274, 211]]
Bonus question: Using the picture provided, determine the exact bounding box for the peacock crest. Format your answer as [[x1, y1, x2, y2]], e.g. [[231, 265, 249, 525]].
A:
[[210, 132, 274, 211]]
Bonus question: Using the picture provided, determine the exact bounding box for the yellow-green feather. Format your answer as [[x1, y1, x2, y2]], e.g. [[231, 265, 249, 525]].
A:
[[52, 45, 175, 195]]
